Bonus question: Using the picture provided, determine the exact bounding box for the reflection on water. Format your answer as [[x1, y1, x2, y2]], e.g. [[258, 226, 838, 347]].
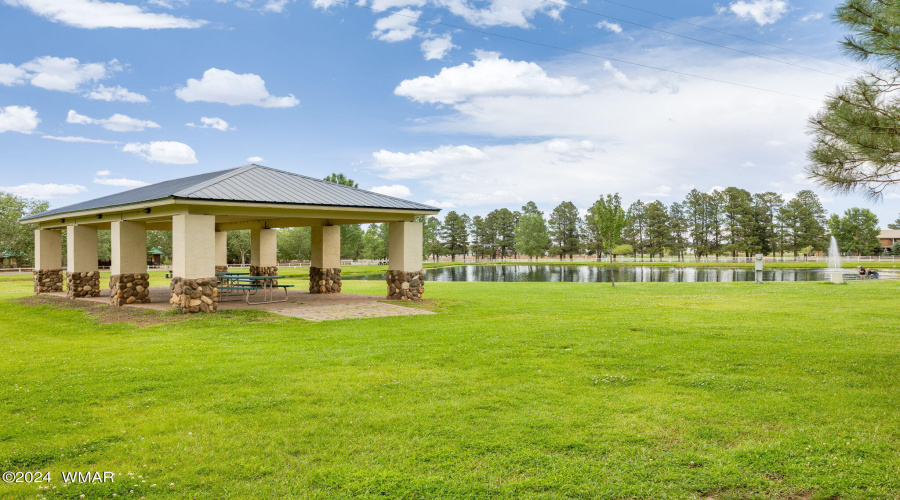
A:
[[346, 265, 828, 283]]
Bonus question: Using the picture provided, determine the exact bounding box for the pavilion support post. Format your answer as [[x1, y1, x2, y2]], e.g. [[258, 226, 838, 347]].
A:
[[309, 225, 341, 293], [33, 229, 63, 294], [170, 214, 217, 313], [109, 220, 151, 306], [386, 221, 424, 301], [249, 228, 278, 279], [215, 231, 228, 273], [66, 225, 100, 299]]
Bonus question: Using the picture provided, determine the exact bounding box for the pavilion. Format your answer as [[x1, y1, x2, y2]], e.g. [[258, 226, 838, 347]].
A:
[[20, 164, 440, 313]]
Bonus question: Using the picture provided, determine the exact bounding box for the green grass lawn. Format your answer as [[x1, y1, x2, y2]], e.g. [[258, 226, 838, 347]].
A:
[[1, 277, 899, 499]]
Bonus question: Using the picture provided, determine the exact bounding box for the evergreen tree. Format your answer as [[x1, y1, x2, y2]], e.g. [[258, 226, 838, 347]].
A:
[[643, 200, 671, 261], [583, 200, 605, 260], [624, 200, 647, 259], [684, 190, 712, 258], [888, 214, 900, 230], [362, 223, 389, 260], [753, 192, 784, 256], [515, 206, 550, 259], [828, 207, 881, 256], [323, 173, 364, 258], [323, 173, 359, 188], [548, 201, 580, 260], [491, 208, 517, 258], [778, 190, 828, 257], [668, 202, 689, 261], [421, 216, 445, 261], [441, 211, 469, 261], [807, 0, 900, 197], [721, 187, 757, 257]]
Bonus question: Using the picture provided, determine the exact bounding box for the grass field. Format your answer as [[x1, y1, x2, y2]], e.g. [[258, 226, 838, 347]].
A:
[[1, 275, 899, 499]]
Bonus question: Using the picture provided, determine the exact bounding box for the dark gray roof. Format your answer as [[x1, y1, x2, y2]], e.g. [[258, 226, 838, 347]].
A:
[[22, 165, 439, 221]]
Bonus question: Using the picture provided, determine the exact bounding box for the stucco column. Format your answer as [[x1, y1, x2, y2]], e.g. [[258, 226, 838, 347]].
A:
[[309, 225, 341, 293], [250, 228, 278, 278], [215, 231, 228, 273], [110, 221, 150, 306], [66, 225, 100, 299], [170, 214, 217, 313], [386, 221, 424, 300], [33, 229, 63, 294]]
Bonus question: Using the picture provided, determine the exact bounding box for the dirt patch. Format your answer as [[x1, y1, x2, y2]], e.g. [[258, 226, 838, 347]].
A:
[[12, 295, 189, 327]]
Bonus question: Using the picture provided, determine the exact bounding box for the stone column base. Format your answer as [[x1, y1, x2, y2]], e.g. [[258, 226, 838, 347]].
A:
[[67, 271, 100, 299], [169, 277, 218, 313], [33, 269, 64, 294], [110, 274, 151, 306], [249, 265, 278, 285], [386, 269, 424, 300], [309, 267, 341, 293], [215, 265, 228, 273]]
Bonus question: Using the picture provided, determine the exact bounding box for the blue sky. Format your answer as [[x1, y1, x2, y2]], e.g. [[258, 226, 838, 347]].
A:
[[1, 0, 897, 225]]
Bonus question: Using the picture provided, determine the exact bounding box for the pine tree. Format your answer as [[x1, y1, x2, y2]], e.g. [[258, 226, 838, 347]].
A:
[[548, 201, 581, 260], [643, 200, 671, 261], [441, 211, 470, 261], [778, 190, 828, 257], [422, 216, 445, 261], [668, 201, 689, 261], [624, 200, 647, 260], [828, 207, 881, 256], [587, 193, 627, 286]]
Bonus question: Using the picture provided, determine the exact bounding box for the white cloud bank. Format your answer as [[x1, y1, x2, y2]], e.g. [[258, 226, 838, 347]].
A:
[[0, 105, 40, 134], [725, 0, 789, 26], [186, 116, 232, 131], [0, 183, 87, 199], [67, 110, 160, 132], [175, 68, 299, 108], [123, 141, 198, 164], [93, 175, 148, 188], [421, 34, 457, 60], [394, 51, 589, 104], [86, 84, 149, 103], [369, 184, 412, 197], [3, 0, 207, 29], [372, 8, 421, 42], [372, 145, 489, 179], [0, 57, 146, 100]]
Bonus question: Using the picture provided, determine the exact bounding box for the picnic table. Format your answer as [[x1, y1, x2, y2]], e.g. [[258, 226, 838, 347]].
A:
[[218, 275, 293, 304]]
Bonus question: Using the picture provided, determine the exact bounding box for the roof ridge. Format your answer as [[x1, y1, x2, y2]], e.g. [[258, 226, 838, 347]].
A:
[[173, 165, 255, 198], [251, 165, 432, 206]]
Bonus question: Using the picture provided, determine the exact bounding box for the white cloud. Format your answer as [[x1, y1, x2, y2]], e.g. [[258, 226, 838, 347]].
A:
[[67, 110, 160, 132], [437, 0, 562, 28], [42, 135, 120, 144], [800, 11, 823, 22], [0, 105, 40, 134], [246, 156, 264, 162], [421, 34, 457, 60], [3, 0, 207, 29], [372, 144, 489, 179], [96, 170, 111, 175], [0, 183, 87, 199], [369, 184, 412, 197], [424, 199, 456, 208], [17, 56, 114, 92], [85, 84, 149, 103], [372, 8, 420, 42], [186, 116, 231, 131], [123, 141, 198, 164], [727, 0, 789, 26], [596, 20, 622, 33], [93, 176, 149, 187], [175, 68, 299, 108], [0, 63, 27, 86], [394, 51, 589, 104]]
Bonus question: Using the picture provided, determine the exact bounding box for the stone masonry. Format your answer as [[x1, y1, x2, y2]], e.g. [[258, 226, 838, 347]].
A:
[[33, 269, 64, 294], [110, 273, 151, 306], [249, 265, 278, 285], [215, 265, 228, 273], [170, 277, 218, 313], [386, 269, 424, 301], [309, 266, 341, 293], [67, 271, 101, 299]]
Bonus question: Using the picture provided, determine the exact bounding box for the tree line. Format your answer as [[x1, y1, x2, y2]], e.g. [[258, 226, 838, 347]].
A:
[[1, 185, 897, 268]]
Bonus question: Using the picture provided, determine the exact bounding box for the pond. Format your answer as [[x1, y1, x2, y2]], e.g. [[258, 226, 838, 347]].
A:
[[344, 265, 830, 283]]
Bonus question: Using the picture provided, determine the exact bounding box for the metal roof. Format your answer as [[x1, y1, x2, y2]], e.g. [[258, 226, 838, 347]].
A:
[[21, 164, 439, 221]]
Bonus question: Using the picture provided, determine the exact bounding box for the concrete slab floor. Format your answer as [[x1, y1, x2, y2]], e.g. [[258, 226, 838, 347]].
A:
[[41, 287, 434, 322]]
